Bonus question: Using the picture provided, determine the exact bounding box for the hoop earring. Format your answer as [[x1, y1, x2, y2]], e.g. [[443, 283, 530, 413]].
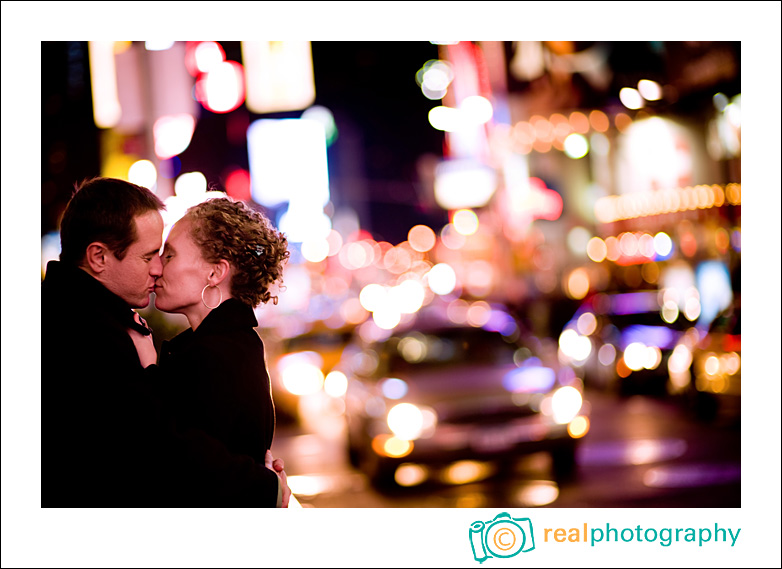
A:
[[201, 284, 223, 310]]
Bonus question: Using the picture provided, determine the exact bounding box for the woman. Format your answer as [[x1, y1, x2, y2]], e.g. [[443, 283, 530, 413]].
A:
[[133, 197, 291, 506]]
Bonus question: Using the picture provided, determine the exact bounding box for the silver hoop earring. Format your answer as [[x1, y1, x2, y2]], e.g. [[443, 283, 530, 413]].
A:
[[201, 284, 223, 309]]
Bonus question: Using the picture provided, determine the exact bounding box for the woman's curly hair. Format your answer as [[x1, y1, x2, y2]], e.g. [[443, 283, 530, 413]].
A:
[[183, 197, 290, 307]]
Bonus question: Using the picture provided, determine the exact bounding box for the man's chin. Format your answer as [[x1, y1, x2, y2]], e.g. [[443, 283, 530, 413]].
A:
[[134, 294, 152, 309]]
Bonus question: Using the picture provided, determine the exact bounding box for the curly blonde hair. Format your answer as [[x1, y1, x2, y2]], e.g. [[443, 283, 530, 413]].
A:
[[183, 197, 290, 307]]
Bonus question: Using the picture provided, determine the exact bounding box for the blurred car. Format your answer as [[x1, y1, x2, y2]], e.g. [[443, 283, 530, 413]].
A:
[[667, 299, 740, 422], [558, 291, 692, 396], [266, 325, 354, 425], [336, 302, 590, 488]]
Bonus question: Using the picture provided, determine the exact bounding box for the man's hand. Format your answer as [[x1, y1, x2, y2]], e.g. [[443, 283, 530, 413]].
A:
[[266, 450, 291, 508], [129, 312, 157, 368]]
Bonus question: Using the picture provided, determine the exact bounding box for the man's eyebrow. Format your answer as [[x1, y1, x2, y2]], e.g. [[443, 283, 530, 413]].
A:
[[143, 247, 163, 257]]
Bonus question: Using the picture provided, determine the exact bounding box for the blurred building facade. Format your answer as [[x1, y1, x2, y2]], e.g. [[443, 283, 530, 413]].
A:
[[41, 41, 741, 343]]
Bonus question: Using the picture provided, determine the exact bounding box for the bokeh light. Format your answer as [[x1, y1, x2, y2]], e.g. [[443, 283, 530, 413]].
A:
[[408, 225, 436, 252], [619, 87, 645, 109], [563, 133, 589, 159], [452, 209, 479, 235], [427, 263, 457, 295], [128, 160, 157, 191]]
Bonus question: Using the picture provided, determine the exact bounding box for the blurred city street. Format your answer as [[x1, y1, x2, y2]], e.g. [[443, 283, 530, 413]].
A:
[[273, 386, 740, 508], [35, 37, 759, 515]]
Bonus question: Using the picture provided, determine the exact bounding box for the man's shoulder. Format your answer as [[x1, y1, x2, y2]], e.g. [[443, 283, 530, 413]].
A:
[[42, 267, 139, 368]]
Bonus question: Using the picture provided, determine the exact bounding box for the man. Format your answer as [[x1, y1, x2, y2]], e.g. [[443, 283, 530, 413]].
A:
[[42, 177, 289, 507]]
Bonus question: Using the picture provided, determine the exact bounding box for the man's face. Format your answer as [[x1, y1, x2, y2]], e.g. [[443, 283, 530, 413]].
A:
[[100, 210, 164, 308]]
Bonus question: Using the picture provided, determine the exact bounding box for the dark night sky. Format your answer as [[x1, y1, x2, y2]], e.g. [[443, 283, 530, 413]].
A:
[[41, 40, 744, 244]]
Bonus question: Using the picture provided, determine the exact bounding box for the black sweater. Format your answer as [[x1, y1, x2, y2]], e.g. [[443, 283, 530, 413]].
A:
[[158, 298, 277, 482], [41, 262, 279, 507]]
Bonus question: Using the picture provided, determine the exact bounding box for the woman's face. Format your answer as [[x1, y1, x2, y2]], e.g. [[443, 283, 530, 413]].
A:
[[153, 219, 213, 315]]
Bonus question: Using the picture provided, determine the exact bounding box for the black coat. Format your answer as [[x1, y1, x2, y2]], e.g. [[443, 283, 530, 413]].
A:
[[41, 262, 279, 507], [158, 298, 276, 480]]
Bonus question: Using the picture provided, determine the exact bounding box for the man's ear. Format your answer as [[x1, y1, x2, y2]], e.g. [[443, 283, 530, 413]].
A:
[[84, 242, 110, 275], [209, 259, 232, 287]]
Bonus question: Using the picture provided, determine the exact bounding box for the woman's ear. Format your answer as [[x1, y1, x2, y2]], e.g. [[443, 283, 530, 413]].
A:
[[209, 259, 232, 286], [83, 242, 109, 275]]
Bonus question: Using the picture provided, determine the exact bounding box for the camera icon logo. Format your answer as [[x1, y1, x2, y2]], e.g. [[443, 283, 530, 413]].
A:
[[469, 512, 535, 563]]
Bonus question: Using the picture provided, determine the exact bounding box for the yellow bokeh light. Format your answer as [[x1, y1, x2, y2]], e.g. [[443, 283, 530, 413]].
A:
[[287, 474, 330, 497], [568, 415, 590, 438], [566, 268, 590, 300], [301, 238, 329, 263], [280, 358, 324, 396], [395, 463, 428, 487], [442, 460, 492, 485], [452, 209, 479, 235], [726, 183, 741, 205], [128, 160, 157, 191], [371, 435, 412, 458], [586, 237, 607, 262], [563, 133, 589, 159], [705, 355, 720, 376], [514, 480, 559, 507]]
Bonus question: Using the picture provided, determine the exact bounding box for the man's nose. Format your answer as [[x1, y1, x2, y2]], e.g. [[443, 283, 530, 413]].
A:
[[149, 254, 163, 277]]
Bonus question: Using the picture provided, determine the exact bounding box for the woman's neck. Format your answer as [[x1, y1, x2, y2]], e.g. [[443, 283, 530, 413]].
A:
[[186, 294, 232, 331]]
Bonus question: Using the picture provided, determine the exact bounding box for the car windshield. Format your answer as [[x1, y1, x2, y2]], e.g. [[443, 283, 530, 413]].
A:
[[384, 327, 518, 373]]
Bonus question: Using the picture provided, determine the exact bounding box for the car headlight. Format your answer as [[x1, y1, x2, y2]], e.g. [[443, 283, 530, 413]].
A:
[[623, 342, 662, 371], [551, 386, 583, 424], [558, 329, 592, 363], [279, 351, 325, 396], [387, 403, 437, 441]]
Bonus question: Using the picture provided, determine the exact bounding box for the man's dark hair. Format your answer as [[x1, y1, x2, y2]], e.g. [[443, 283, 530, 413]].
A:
[[59, 177, 165, 266]]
